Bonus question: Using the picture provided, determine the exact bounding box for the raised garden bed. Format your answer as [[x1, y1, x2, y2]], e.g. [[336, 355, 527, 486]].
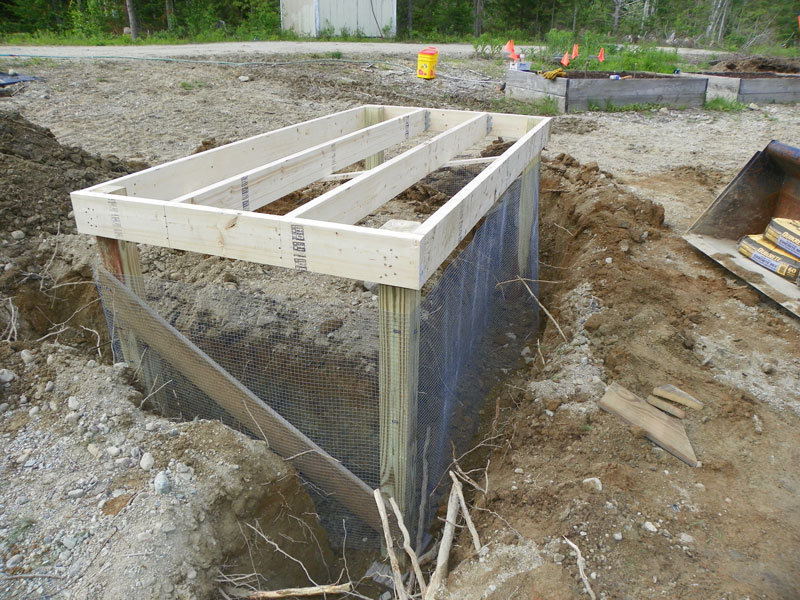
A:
[[678, 71, 800, 104], [506, 69, 707, 113]]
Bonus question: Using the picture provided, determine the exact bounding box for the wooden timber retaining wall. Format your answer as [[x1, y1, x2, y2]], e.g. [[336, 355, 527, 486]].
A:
[[678, 72, 800, 104], [506, 70, 708, 113]]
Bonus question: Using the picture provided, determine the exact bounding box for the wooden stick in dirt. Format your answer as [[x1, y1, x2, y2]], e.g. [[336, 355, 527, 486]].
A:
[[425, 479, 460, 600], [373, 489, 410, 600], [563, 537, 596, 600], [496, 277, 568, 342], [449, 472, 482, 553], [247, 583, 352, 598], [389, 497, 428, 598]]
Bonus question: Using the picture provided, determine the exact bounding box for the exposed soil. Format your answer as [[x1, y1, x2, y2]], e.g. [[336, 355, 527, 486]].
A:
[[1, 50, 799, 600], [710, 56, 800, 73]]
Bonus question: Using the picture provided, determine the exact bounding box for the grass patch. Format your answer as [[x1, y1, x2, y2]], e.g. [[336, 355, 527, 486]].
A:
[[179, 81, 205, 91], [585, 100, 679, 112], [490, 95, 560, 116], [705, 97, 748, 111]]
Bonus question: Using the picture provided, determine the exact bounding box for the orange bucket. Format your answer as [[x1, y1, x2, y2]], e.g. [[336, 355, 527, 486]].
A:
[[417, 46, 438, 79]]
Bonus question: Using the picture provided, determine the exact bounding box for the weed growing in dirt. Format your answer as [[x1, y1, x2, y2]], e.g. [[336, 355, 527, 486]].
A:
[[585, 100, 681, 112], [179, 81, 205, 91], [8, 517, 35, 546], [705, 97, 748, 111]]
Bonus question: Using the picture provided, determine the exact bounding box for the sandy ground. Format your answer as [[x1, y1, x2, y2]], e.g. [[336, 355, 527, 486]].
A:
[[1, 47, 799, 599], [0, 41, 730, 61]]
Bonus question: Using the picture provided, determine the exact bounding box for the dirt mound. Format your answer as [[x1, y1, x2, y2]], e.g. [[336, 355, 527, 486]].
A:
[[710, 55, 800, 73], [0, 111, 143, 348], [444, 153, 800, 600]]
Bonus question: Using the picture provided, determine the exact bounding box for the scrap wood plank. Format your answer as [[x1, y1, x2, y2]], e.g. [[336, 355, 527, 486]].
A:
[[652, 384, 704, 411], [96, 267, 382, 533], [646, 395, 686, 419], [599, 382, 698, 467]]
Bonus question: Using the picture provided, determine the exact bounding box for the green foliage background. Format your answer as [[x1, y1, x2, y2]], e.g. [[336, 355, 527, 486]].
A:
[[0, 0, 797, 49]]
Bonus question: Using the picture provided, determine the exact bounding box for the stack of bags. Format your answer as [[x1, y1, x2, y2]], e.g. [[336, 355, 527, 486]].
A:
[[738, 218, 800, 284]]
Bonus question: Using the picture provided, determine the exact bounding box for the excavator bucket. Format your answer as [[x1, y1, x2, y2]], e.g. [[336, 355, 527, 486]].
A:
[[684, 141, 800, 317]]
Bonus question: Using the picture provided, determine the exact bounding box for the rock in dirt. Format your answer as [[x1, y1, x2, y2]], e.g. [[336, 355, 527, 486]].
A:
[[643, 521, 658, 533], [19, 349, 34, 364], [139, 452, 154, 471], [582, 477, 603, 492], [0, 368, 16, 383], [154, 471, 171, 494]]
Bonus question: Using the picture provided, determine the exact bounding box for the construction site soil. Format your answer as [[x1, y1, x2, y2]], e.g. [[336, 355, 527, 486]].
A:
[[1, 52, 799, 599]]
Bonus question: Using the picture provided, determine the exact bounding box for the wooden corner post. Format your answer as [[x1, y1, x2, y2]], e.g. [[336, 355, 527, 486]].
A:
[[378, 284, 420, 535], [95, 186, 163, 404]]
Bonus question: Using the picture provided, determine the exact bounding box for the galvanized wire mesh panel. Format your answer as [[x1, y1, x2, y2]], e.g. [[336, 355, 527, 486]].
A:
[[95, 162, 540, 549]]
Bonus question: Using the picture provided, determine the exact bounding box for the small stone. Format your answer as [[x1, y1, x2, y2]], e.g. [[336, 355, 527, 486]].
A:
[[20, 349, 34, 364], [67, 488, 85, 499], [0, 369, 16, 383], [678, 533, 695, 544], [62, 536, 78, 550], [238, 75, 250, 82], [87, 443, 101, 458], [582, 477, 603, 492], [659, 107, 669, 113], [45, 381, 54, 392], [106, 446, 121, 457], [553, 552, 565, 563], [514, 467, 524, 474], [761, 363, 775, 375], [643, 521, 658, 533], [154, 471, 171, 494], [694, 482, 705, 491], [6, 554, 23, 568], [752, 414, 763, 434], [28, 406, 40, 416], [67, 396, 80, 410], [0, 402, 8, 414], [613, 532, 623, 541], [140, 452, 155, 471], [161, 522, 177, 534], [11, 230, 25, 240], [748, 103, 759, 110], [605, 257, 613, 264], [65, 411, 81, 424], [145, 422, 156, 432], [86, 359, 97, 368]]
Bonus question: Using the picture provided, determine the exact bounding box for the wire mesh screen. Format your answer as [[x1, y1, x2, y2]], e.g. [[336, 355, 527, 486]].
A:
[[415, 168, 539, 544], [95, 161, 539, 550]]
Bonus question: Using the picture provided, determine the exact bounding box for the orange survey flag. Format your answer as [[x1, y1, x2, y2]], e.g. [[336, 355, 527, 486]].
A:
[[503, 40, 515, 54], [598, 47, 605, 62], [572, 44, 579, 59], [560, 52, 570, 67]]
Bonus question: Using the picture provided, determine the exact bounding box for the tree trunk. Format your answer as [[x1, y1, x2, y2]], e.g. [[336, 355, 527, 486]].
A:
[[716, 0, 730, 44], [641, 0, 650, 30], [572, 1, 578, 37], [125, 0, 139, 40], [165, 0, 174, 31], [473, 0, 484, 37], [613, 0, 622, 33], [407, 0, 412, 34]]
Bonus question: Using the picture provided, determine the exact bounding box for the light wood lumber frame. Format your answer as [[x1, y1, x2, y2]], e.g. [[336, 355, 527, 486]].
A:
[[96, 267, 382, 532], [72, 106, 551, 290], [415, 117, 551, 284], [172, 108, 428, 210], [288, 112, 490, 224], [85, 106, 368, 200]]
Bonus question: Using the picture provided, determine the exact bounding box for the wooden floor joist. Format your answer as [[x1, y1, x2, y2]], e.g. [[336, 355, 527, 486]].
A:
[[72, 105, 551, 290]]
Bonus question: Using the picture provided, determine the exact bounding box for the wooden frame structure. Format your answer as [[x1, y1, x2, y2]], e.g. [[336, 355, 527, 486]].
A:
[[72, 105, 551, 534]]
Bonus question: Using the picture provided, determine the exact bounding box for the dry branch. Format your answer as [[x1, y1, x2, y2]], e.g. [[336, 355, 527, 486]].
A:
[[497, 277, 568, 342], [425, 481, 460, 600], [247, 583, 351, 598], [372, 490, 409, 600], [389, 497, 427, 598], [448, 472, 481, 553], [563, 536, 596, 600]]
